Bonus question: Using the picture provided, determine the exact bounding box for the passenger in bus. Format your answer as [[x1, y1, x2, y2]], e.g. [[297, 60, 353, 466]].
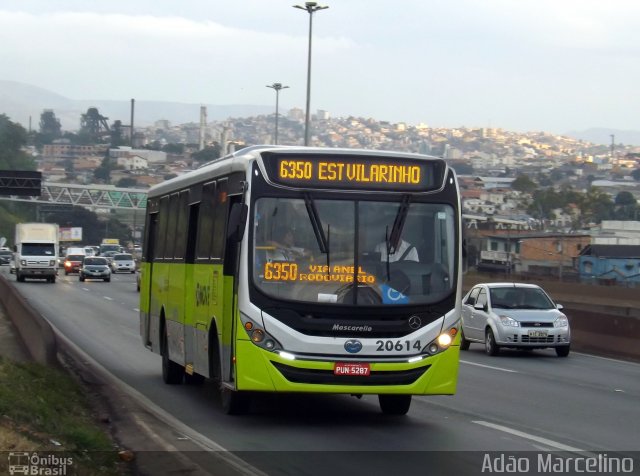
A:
[[374, 238, 419, 262]]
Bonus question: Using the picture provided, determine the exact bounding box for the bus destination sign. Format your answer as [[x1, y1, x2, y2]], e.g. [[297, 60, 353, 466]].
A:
[[262, 153, 445, 192]]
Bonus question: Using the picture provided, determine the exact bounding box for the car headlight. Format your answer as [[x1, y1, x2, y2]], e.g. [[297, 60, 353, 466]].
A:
[[499, 315, 520, 327], [554, 315, 569, 328]]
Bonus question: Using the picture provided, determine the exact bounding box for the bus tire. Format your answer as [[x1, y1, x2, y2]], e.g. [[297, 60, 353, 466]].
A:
[[485, 328, 500, 356], [555, 345, 570, 357], [161, 325, 183, 385], [378, 394, 411, 415], [460, 329, 470, 350], [221, 388, 250, 415]]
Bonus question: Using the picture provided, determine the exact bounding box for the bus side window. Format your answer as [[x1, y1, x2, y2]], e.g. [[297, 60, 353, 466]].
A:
[[165, 192, 179, 260], [211, 179, 228, 260], [155, 196, 170, 261], [196, 181, 216, 261], [174, 190, 190, 261]]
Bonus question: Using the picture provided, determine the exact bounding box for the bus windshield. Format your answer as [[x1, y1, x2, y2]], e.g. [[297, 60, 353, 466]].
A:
[[252, 196, 456, 306]]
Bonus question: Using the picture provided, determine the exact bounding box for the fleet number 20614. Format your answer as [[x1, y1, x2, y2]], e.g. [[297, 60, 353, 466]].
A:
[[376, 340, 422, 352]]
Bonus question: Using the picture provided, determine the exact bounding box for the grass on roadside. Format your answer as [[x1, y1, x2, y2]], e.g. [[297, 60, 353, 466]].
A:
[[0, 356, 126, 475]]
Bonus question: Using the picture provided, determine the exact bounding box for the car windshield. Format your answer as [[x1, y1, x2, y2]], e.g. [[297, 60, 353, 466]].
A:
[[252, 196, 456, 306], [114, 254, 133, 261], [490, 287, 555, 310], [0, 251, 12, 257], [85, 258, 107, 266], [66, 255, 84, 261]]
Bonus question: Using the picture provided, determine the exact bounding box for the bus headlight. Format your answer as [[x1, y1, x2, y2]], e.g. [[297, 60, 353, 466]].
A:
[[425, 325, 458, 355], [437, 333, 452, 347]]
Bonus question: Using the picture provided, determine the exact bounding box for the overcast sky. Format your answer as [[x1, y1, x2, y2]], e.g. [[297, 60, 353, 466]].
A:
[[1, 0, 639, 134]]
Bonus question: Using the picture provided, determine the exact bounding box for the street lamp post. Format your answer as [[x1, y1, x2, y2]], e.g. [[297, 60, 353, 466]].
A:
[[293, 1, 328, 146], [266, 83, 289, 145]]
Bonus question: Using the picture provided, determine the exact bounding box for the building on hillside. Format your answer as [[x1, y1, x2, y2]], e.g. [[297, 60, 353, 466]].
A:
[[578, 244, 640, 286], [475, 233, 590, 279], [116, 155, 148, 171], [590, 221, 640, 245]]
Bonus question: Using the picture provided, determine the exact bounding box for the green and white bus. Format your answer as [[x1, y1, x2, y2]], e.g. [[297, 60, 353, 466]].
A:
[[140, 146, 463, 415]]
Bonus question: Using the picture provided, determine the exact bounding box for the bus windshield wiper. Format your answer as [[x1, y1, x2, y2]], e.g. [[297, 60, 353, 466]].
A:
[[388, 195, 411, 254], [304, 193, 328, 254]]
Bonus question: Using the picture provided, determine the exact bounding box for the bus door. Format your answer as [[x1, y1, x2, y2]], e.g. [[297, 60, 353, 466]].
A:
[[190, 181, 217, 377], [220, 185, 248, 383], [142, 211, 158, 349]]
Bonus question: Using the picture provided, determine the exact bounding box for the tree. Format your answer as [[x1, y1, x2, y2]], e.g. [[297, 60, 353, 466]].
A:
[[39, 110, 62, 138], [0, 114, 35, 170], [615, 191, 636, 206], [192, 144, 222, 163], [110, 120, 127, 147], [116, 177, 138, 188], [94, 150, 114, 184], [162, 143, 184, 154], [511, 174, 537, 193]]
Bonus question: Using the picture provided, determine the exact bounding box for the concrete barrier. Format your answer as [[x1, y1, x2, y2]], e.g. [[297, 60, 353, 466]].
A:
[[0, 274, 58, 366]]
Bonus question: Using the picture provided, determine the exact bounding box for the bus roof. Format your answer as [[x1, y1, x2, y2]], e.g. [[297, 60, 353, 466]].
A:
[[147, 145, 446, 199]]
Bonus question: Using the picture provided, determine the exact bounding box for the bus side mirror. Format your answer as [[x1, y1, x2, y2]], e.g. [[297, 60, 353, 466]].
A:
[[227, 202, 248, 242]]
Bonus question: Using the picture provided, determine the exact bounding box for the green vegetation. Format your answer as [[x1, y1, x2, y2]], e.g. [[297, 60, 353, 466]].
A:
[[0, 356, 124, 475]]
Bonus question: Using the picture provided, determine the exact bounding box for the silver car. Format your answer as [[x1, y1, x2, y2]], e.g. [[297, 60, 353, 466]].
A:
[[110, 253, 136, 273], [461, 283, 570, 357]]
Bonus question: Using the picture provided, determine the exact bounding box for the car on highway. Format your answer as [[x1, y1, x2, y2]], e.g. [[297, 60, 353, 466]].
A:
[[460, 282, 571, 357], [110, 253, 136, 274], [63, 254, 85, 275], [79, 256, 111, 282], [0, 249, 12, 266], [78, 256, 111, 283]]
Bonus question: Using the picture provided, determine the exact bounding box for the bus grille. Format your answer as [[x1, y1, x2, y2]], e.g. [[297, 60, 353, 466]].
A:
[[271, 362, 430, 386]]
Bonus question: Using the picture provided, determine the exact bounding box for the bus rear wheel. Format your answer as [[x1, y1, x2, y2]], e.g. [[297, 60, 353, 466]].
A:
[[161, 327, 183, 385], [378, 394, 411, 415]]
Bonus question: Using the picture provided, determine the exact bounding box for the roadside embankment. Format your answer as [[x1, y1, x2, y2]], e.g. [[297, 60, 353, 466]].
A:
[[0, 273, 57, 365]]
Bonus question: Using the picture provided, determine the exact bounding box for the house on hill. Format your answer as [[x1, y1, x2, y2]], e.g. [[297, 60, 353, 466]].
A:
[[579, 244, 640, 286]]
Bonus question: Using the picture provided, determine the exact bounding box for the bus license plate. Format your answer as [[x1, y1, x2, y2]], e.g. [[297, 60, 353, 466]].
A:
[[334, 363, 370, 376], [528, 330, 548, 337]]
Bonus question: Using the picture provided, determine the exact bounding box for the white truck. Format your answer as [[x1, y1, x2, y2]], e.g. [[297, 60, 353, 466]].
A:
[[14, 223, 59, 283]]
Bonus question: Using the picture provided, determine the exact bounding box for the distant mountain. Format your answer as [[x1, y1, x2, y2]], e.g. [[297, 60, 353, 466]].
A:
[[0, 80, 273, 131], [564, 128, 640, 146]]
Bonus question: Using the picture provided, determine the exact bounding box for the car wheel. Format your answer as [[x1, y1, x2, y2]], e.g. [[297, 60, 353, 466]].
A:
[[460, 329, 470, 350], [485, 328, 500, 356], [378, 394, 412, 415], [161, 326, 183, 385], [555, 345, 570, 357], [79, 275, 85, 282]]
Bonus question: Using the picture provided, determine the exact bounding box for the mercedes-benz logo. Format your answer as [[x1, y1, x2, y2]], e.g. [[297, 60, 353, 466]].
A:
[[408, 315, 422, 330], [344, 340, 363, 353]]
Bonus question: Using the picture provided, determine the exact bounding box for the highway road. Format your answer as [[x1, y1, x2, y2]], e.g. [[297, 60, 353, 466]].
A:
[[3, 267, 639, 475]]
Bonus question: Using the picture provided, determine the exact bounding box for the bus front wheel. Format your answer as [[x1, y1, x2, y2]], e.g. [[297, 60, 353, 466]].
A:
[[378, 394, 411, 415], [221, 388, 250, 415]]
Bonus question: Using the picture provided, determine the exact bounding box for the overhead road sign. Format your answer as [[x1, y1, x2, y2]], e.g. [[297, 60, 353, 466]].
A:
[[0, 170, 42, 196]]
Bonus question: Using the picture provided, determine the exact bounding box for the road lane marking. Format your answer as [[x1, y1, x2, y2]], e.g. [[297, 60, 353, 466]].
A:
[[133, 308, 140, 312], [460, 360, 518, 373], [473, 420, 584, 452], [103, 296, 113, 301], [82, 288, 90, 291]]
